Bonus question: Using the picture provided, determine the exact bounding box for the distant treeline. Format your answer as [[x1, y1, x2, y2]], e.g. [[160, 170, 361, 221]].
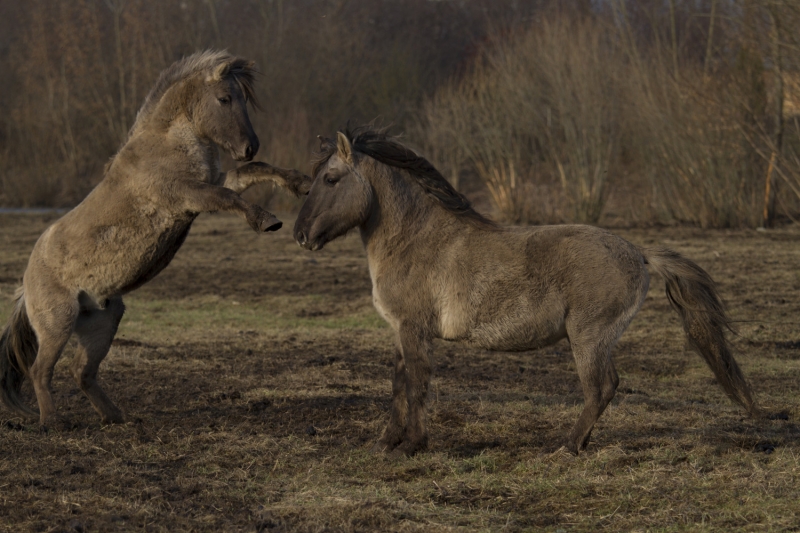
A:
[[1, 0, 799, 228]]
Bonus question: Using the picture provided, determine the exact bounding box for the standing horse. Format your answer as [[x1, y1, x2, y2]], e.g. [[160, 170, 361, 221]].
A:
[[0, 51, 312, 430], [294, 126, 759, 456]]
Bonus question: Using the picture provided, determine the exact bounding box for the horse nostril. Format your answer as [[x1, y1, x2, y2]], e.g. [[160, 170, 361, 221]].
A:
[[244, 144, 254, 160]]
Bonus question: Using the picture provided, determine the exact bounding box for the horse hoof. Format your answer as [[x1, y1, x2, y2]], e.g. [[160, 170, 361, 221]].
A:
[[547, 445, 577, 459], [101, 413, 125, 425], [370, 441, 396, 455], [294, 172, 315, 196], [564, 441, 580, 456], [370, 443, 388, 454], [390, 440, 426, 458], [387, 448, 411, 459], [39, 416, 74, 433], [260, 215, 282, 232]]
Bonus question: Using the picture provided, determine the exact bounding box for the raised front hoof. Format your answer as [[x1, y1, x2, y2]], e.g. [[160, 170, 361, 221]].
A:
[[290, 171, 315, 196], [247, 207, 283, 233], [260, 215, 283, 232]]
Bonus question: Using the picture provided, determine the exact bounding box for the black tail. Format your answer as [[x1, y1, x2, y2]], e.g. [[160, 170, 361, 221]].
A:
[[644, 248, 759, 416], [0, 289, 39, 417]]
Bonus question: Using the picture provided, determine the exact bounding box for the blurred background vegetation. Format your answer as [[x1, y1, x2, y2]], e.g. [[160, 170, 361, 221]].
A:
[[0, 0, 799, 228]]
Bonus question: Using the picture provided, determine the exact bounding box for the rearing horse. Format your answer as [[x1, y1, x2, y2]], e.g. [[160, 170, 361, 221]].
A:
[[0, 51, 312, 430], [294, 125, 759, 456]]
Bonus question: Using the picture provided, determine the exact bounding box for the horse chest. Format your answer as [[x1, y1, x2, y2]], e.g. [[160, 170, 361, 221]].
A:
[[438, 298, 471, 341], [372, 288, 400, 330], [369, 261, 404, 330]]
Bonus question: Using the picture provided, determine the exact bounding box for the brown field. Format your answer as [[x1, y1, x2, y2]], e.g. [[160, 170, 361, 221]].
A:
[[1, 212, 799, 532]]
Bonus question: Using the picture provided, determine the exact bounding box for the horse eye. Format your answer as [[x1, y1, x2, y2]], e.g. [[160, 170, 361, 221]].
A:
[[218, 96, 231, 105], [324, 175, 339, 186]]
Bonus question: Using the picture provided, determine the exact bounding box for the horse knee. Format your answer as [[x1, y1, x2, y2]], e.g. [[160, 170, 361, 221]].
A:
[[27, 359, 52, 386], [602, 364, 619, 404]]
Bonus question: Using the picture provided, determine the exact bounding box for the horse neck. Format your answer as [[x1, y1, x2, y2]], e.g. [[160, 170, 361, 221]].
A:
[[135, 87, 219, 178], [359, 163, 454, 261]]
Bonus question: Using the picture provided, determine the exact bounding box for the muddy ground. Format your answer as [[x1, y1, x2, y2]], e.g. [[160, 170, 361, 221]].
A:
[[1, 211, 799, 532]]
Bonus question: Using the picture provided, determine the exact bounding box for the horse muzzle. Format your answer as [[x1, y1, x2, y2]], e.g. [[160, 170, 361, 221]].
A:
[[233, 139, 259, 162], [295, 229, 311, 249], [294, 229, 325, 251]]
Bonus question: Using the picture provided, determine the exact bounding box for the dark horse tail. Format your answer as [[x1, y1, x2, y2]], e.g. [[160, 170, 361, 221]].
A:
[[0, 288, 39, 416], [643, 248, 759, 417]]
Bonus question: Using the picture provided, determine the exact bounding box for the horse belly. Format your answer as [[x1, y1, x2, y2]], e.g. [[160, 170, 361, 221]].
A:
[[467, 297, 567, 352], [118, 220, 194, 294], [74, 216, 194, 299]]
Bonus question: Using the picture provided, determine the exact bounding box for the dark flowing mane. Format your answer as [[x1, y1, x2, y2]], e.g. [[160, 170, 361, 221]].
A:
[[129, 50, 258, 138], [313, 125, 497, 228]]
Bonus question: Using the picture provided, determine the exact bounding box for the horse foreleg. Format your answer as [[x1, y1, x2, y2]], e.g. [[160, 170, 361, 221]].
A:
[[178, 180, 282, 232], [372, 346, 408, 453], [390, 324, 432, 457], [71, 297, 125, 425], [221, 162, 313, 196]]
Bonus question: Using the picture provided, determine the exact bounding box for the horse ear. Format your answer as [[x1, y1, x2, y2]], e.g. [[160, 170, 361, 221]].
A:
[[211, 61, 231, 81], [336, 132, 352, 164], [318, 135, 335, 151]]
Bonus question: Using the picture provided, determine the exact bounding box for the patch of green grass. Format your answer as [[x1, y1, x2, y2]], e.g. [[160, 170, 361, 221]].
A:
[[117, 293, 387, 343]]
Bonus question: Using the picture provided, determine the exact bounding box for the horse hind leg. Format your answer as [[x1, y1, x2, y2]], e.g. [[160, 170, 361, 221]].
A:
[[25, 292, 78, 430], [566, 353, 619, 454], [567, 305, 638, 454], [70, 297, 125, 424]]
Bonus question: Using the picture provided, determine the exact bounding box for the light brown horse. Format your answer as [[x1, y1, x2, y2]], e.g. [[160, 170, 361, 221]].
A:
[[0, 51, 312, 430], [294, 126, 759, 456]]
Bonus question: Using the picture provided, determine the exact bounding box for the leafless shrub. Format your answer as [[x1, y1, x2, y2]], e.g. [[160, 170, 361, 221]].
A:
[[623, 67, 764, 227], [418, 1, 800, 227], [418, 16, 623, 224], [611, 0, 800, 228]]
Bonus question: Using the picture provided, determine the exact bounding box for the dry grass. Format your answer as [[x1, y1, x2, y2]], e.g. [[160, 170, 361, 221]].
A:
[[1, 212, 800, 532]]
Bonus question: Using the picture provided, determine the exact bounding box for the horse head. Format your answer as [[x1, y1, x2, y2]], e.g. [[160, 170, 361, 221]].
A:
[[294, 132, 373, 250], [192, 58, 260, 162]]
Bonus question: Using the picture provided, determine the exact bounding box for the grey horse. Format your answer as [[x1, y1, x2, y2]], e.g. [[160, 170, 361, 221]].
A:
[[0, 51, 312, 430], [293, 126, 759, 456]]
